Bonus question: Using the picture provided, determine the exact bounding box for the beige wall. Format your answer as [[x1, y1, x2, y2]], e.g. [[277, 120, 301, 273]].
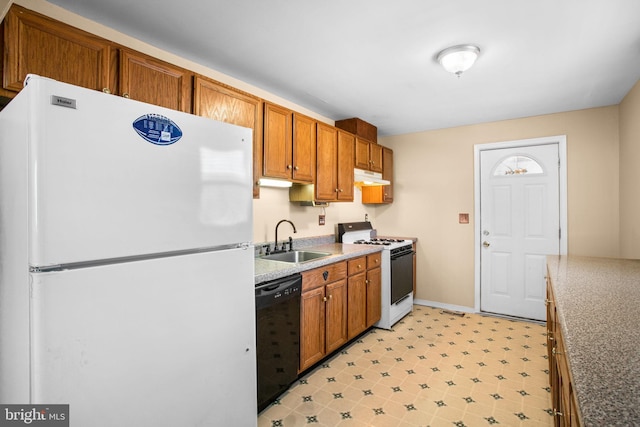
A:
[[253, 188, 376, 244], [620, 80, 640, 258], [378, 106, 621, 308]]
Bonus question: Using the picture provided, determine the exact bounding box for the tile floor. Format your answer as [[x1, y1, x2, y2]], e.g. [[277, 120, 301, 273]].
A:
[[258, 305, 554, 427]]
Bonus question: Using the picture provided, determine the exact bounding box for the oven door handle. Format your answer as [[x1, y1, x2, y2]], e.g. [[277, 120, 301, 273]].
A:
[[391, 249, 415, 260]]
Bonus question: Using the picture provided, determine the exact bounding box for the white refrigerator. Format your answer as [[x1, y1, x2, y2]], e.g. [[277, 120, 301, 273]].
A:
[[0, 75, 257, 426]]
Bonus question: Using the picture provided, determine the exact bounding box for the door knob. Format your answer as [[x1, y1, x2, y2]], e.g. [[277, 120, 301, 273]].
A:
[[483, 241, 490, 248]]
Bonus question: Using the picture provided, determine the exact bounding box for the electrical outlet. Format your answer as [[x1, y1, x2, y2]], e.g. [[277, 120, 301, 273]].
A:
[[319, 214, 325, 225]]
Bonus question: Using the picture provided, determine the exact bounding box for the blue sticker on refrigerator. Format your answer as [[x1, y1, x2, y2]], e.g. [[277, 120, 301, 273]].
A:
[[132, 114, 183, 145]]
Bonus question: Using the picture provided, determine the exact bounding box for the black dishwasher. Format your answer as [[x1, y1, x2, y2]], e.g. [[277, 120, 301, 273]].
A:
[[255, 274, 301, 412]]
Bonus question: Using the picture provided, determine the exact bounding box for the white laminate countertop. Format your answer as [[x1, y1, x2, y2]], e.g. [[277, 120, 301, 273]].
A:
[[254, 243, 382, 284], [546, 255, 640, 427]]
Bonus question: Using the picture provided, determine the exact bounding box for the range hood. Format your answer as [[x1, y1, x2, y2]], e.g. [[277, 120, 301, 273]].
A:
[[354, 168, 390, 187]]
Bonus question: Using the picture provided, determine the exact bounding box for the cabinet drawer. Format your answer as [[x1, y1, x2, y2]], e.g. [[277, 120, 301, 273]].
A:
[[302, 261, 347, 291], [348, 257, 367, 276], [367, 252, 381, 269]]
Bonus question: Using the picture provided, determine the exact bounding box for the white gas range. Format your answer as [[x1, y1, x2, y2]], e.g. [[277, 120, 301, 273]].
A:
[[337, 222, 414, 329]]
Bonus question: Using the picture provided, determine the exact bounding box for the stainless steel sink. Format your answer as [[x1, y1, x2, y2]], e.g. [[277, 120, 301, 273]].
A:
[[260, 250, 331, 263]]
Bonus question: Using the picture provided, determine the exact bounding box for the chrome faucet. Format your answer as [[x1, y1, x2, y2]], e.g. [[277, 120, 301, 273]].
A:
[[273, 219, 297, 253]]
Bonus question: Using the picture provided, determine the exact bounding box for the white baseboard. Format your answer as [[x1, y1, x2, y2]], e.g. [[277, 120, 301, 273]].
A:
[[413, 299, 476, 314], [413, 299, 545, 324]]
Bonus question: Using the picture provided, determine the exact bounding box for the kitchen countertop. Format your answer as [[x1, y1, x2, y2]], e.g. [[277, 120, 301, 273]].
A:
[[546, 255, 640, 426], [255, 243, 383, 284]]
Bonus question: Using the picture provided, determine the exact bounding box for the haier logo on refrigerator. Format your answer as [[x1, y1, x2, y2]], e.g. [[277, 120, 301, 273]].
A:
[[132, 114, 183, 145]]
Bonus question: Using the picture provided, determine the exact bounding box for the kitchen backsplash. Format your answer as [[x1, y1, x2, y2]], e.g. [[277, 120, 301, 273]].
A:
[[254, 234, 336, 257]]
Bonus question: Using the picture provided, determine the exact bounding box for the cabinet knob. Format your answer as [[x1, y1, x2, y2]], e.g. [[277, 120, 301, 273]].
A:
[[122, 93, 130, 99], [102, 87, 111, 94], [338, 189, 343, 192], [553, 409, 564, 417], [552, 347, 563, 356], [365, 280, 369, 284], [335, 189, 339, 193], [323, 296, 327, 302], [287, 164, 292, 170], [357, 264, 362, 269], [294, 165, 299, 170]]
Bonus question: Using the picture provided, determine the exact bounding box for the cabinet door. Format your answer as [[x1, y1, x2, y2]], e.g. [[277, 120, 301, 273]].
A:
[[336, 130, 355, 201], [347, 273, 367, 339], [325, 279, 348, 354], [315, 123, 338, 201], [292, 114, 315, 183], [381, 147, 394, 202], [366, 267, 382, 327], [263, 103, 293, 180], [362, 146, 393, 204], [193, 76, 263, 198], [300, 286, 326, 372], [354, 137, 370, 170], [546, 279, 555, 383], [3, 5, 113, 93], [119, 49, 192, 113], [369, 142, 383, 173]]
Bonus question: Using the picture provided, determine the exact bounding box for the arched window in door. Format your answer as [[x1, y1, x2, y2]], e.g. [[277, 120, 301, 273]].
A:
[[492, 155, 544, 176]]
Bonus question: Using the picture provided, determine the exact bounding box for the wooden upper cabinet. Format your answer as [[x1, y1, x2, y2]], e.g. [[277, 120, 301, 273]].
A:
[[292, 113, 316, 182], [119, 50, 192, 113], [193, 76, 263, 198], [369, 143, 383, 173], [315, 123, 338, 201], [362, 146, 393, 204], [336, 130, 355, 201], [354, 138, 370, 170], [315, 124, 354, 202], [355, 137, 383, 173], [262, 103, 314, 183], [263, 102, 293, 180], [3, 5, 114, 94]]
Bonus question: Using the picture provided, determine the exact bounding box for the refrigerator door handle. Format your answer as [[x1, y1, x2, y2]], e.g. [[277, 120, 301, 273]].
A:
[[30, 243, 252, 273]]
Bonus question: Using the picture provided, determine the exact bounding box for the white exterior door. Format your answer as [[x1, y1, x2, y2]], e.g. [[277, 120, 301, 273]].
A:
[[479, 143, 560, 320]]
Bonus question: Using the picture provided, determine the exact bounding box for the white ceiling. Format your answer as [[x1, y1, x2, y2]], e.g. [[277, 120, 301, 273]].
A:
[[46, 0, 640, 136]]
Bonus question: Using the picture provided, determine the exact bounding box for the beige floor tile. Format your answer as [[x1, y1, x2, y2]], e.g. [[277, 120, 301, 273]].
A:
[[258, 306, 551, 426]]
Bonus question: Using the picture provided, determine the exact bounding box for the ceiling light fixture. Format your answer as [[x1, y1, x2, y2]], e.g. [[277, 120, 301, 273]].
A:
[[436, 45, 480, 77]]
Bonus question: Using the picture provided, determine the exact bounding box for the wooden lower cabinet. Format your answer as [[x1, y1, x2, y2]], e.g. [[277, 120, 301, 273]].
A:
[[365, 256, 382, 327], [347, 259, 367, 339], [347, 253, 381, 340], [300, 262, 348, 372], [300, 254, 381, 373], [547, 275, 582, 427]]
